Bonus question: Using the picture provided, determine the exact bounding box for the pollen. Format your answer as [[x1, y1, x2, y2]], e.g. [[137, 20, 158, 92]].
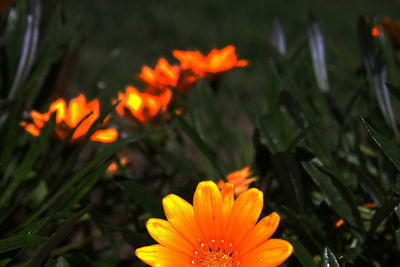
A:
[[195, 251, 234, 267]]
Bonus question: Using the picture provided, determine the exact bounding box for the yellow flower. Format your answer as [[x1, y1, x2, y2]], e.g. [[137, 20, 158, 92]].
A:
[[135, 181, 293, 266]]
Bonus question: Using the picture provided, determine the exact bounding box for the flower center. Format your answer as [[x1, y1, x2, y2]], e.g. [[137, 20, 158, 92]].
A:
[[199, 251, 233, 267], [191, 239, 241, 266]]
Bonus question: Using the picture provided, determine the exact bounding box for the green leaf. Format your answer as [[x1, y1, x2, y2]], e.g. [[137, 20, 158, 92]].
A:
[[120, 228, 152, 248], [0, 234, 48, 253], [283, 235, 318, 267], [32, 180, 49, 205], [19, 217, 52, 235], [147, 138, 199, 180], [55, 257, 71, 267], [22, 132, 153, 228], [1, 101, 24, 173], [30, 203, 94, 267], [279, 206, 322, 249], [271, 152, 304, 212], [368, 198, 400, 237], [57, 161, 110, 212], [255, 115, 284, 153], [0, 112, 56, 207], [117, 177, 164, 218], [303, 162, 357, 228], [395, 228, 400, 252], [314, 163, 364, 233], [0, 259, 12, 267], [172, 112, 223, 176], [361, 117, 400, 172], [322, 247, 340, 267]]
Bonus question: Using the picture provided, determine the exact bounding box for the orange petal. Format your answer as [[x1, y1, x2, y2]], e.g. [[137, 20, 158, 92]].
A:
[[193, 181, 223, 250], [139, 66, 155, 83], [68, 94, 86, 127], [235, 59, 248, 67], [220, 183, 234, 250], [146, 218, 195, 256], [226, 167, 250, 183], [239, 239, 293, 266], [30, 110, 48, 128], [238, 212, 280, 256], [135, 244, 192, 267], [23, 123, 40, 136], [49, 99, 67, 123], [90, 128, 118, 143], [225, 188, 263, 253], [162, 194, 204, 248]]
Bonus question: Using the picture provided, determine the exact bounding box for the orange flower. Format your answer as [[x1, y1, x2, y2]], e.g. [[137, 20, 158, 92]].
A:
[[138, 58, 180, 89], [135, 181, 293, 267], [21, 94, 118, 144], [218, 167, 258, 196], [372, 17, 400, 47], [115, 86, 172, 123], [107, 155, 128, 176], [173, 45, 248, 78], [138, 58, 197, 95]]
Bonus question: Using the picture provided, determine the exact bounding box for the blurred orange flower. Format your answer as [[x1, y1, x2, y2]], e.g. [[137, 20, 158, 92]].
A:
[[372, 17, 400, 47], [138, 58, 180, 89], [115, 86, 172, 123], [138, 58, 197, 95], [135, 180, 293, 267], [107, 155, 128, 176], [21, 94, 118, 144], [173, 45, 248, 78], [218, 166, 258, 196]]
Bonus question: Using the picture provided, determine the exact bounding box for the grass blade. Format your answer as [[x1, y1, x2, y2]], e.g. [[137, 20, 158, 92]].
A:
[[361, 117, 400, 172], [116, 176, 164, 218], [283, 234, 318, 267], [0, 234, 47, 254], [308, 14, 329, 92]]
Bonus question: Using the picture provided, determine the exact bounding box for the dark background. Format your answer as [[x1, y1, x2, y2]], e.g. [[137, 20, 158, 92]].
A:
[[62, 0, 400, 108]]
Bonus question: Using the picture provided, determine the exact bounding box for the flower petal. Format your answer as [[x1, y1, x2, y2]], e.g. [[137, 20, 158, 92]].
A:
[[162, 194, 203, 248], [220, 183, 234, 251], [225, 188, 263, 253], [135, 244, 192, 267], [90, 128, 118, 143], [193, 181, 223, 250], [146, 218, 195, 256], [238, 212, 280, 256], [239, 239, 293, 266]]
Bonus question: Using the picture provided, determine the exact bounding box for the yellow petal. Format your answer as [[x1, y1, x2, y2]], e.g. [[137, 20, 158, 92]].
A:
[[238, 212, 280, 256], [135, 244, 192, 267], [162, 194, 203, 248], [146, 218, 195, 256], [193, 181, 223, 250], [225, 188, 263, 253], [239, 239, 293, 266]]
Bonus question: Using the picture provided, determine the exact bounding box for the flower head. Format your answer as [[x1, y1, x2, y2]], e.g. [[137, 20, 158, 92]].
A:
[[139, 58, 180, 89], [372, 17, 400, 47], [138, 58, 198, 95], [21, 94, 118, 144], [173, 45, 248, 78], [115, 86, 172, 123], [218, 167, 258, 196], [135, 181, 293, 266]]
